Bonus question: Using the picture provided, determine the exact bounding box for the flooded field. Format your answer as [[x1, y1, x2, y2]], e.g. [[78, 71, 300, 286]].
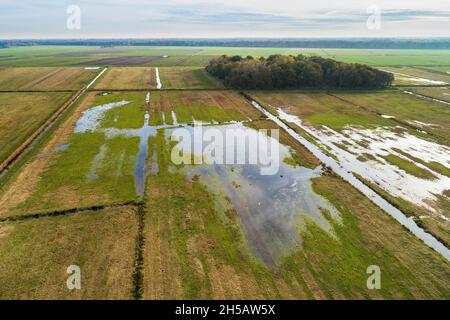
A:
[[276, 108, 450, 215], [0, 92, 146, 217], [0, 92, 72, 165], [158, 67, 223, 89], [408, 87, 450, 103], [251, 100, 450, 261]]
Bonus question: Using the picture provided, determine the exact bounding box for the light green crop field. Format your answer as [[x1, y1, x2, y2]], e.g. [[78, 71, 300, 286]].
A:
[[150, 90, 259, 124], [0, 92, 72, 165], [94, 67, 156, 90]]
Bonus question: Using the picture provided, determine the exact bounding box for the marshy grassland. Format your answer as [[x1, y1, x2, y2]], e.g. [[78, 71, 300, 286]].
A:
[[0, 47, 449, 300]]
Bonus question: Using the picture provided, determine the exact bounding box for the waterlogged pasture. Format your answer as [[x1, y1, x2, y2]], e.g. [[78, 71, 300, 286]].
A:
[[0, 92, 72, 164], [0, 92, 147, 217], [94, 67, 156, 90], [379, 67, 450, 85], [150, 90, 259, 124], [409, 87, 450, 103]]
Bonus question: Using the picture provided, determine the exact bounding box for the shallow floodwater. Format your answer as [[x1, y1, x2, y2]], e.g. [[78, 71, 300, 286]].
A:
[[165, 122, 341, 267], [404, 91, 450, 106], [250, 101, 450, 261], [276, 108, 450, 213], [390, 71, 447, 85]]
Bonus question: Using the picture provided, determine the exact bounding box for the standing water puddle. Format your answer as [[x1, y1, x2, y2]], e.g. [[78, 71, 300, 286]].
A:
[[250, 100, 450, 261], [165, 122, 341, 267]]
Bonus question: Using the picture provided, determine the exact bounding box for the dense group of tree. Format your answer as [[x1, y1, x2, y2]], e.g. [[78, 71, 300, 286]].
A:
[[2, 38, 450, 49], [206, 55, 394, 89]]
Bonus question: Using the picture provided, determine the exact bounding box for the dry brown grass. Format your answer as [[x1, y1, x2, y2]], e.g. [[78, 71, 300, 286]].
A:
[[0, 92, 102, 217], [0, 67, 99, 90], [0, 206, 138, 300], [94, 67, 155, 90], [0, 92, 72, 165]]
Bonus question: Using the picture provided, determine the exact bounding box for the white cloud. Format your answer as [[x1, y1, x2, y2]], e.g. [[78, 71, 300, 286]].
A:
[[0, 0, 449, 38]]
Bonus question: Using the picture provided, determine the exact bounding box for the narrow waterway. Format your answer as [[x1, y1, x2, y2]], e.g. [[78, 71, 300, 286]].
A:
[[404, 90, 450, 106], [250, 99, 450, 261]]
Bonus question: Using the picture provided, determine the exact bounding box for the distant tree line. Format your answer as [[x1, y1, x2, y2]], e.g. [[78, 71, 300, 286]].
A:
[[206, 55, 394, 89], [2, 38, 450, 49]]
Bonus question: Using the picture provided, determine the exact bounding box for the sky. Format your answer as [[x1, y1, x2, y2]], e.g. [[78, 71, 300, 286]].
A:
[[0, 0, 449, 39]]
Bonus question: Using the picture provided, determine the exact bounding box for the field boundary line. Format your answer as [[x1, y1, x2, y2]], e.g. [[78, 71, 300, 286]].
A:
[[0, 200, 138, 222]]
